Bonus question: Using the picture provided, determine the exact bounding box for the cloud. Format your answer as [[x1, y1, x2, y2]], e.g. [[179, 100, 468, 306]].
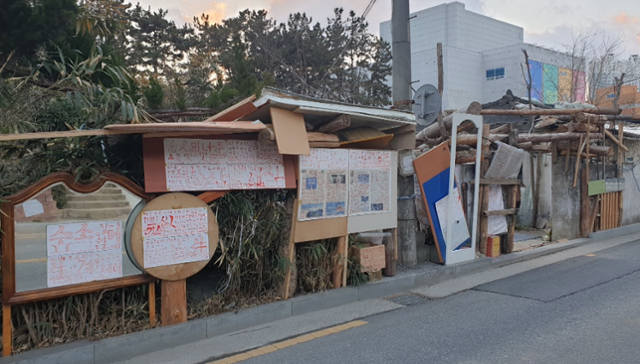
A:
[[203, 2, 227, 24], [614, 12, 638, 25]]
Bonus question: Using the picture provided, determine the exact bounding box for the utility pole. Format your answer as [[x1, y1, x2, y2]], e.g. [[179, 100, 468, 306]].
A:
[[392, 0, 418, 266]]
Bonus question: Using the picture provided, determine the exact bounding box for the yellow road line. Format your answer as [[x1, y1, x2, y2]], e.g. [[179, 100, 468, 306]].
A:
[[16, 258, 47, 263], [208, 320, 368, 364]]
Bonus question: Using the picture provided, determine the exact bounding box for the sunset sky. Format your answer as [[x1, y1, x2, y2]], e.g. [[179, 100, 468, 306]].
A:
[[132, 0, 640, 55]]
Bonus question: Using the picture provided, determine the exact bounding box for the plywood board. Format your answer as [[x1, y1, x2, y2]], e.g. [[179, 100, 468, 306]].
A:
[[413, 143, 453, 263], [270, 107, 310, 155]]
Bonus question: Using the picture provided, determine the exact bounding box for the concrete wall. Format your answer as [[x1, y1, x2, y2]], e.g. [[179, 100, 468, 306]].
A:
[[622, 139, 640, 225], [550, 158, 581, 240], [517, 153, 552, 228]]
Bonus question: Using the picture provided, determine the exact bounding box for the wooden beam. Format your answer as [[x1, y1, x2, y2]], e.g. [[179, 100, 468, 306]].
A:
[[0, 129, 130, 142], [149, 282, 156, 326], [580, 168, 590, 237], [197, 191, 229, 204], [471, 178, 520, 185], [478, 124, 491, 254], [573, 136, 586, 188], [481, 107, 622, 116], [204, 95, 257, 122], [435, 43, 447, 139], [317, 114, 351, 133], [416, 101, 482, 140], [161, 280, 187, 326], [484, 208, 518, 216], [604, 129, 629, 152], [518, 132, 603, 144]]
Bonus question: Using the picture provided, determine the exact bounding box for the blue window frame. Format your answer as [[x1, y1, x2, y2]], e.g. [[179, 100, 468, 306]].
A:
[[486, 67, 505, 80]]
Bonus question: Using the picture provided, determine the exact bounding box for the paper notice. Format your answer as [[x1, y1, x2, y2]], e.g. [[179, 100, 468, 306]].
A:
[[484, 142, 526, 179], [298, 149, 349, 221], [143, 233, 210, 268], [47, 221, 122, 257], [22, 199, 45, 217], [163, 138, 285, 191], [487, 185, 508, 235], [142, 208, 208, 239], [47, 249, 122, 288], [435, 187, 471, 250]]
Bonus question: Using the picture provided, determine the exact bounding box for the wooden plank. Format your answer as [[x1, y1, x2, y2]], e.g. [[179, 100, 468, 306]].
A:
[[197, 191, 229, 204], [551, 142, 558, 163], [294, 217, 348, 243], [0, 128, 130, 142], [436, 43, 447, 139], [480, 107, 621, 116], [3, 305, 11, 356], [161, 279, 187, 326], [580, 168, 590, 237], [204, 95, 257, 122], [270, 108, 310, 155], [281, 200, 298, 300], [104, 121, 266, 134], [149, 282, 156, 326], [484, 208, 518, 216]]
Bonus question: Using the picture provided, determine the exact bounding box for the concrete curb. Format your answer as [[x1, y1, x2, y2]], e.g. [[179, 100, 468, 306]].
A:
[[4, 223, 640, 364]]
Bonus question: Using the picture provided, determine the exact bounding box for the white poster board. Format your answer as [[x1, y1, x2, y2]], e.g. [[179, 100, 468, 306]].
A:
[[141, 207, 210, 268], [298, 149, 349, 221], [348, 150, 393, 216], [435, 187, 471, 250], [46, 221, 123, 287], [163, 139, 286, 191], [22, 199, 44, 217]]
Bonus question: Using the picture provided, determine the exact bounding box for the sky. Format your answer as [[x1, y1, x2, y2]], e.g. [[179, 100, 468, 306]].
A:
[[131, 0, 640, 56]]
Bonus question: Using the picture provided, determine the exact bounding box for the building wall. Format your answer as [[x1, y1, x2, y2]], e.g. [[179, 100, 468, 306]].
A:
[[594, 85, 640, 116]]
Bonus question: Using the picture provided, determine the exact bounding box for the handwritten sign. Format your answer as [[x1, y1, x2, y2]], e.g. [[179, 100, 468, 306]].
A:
[[143, 233, 209, 268], [142, 208, 208, 239], [22, 199, 45, 217], [163, 138, 286, 191], [300, 148, 349, 170], [47, 249, 122, 288], [46, 221, 122, 257], [349, 150, 392, 170], [141, 207, 211, 268]]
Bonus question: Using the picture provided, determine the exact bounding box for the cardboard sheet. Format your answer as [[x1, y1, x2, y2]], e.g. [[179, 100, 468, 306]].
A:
[[270, 107, 310, 155]]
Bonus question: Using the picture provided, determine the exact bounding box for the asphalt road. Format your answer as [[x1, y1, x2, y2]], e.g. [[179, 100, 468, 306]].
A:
[[241, 242, 640, 364]]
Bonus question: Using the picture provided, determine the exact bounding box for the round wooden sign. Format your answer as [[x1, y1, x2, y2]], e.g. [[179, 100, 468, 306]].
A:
[[130, 193, 218, 281]]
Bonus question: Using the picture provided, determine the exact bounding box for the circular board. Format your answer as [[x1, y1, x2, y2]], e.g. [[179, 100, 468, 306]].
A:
[[130, 193, 219, 281], [412, 84, 442, 126]]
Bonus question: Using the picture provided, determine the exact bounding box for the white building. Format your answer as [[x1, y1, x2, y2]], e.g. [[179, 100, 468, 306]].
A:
[[593, 54, 640, 95], [380, 2, 586, 110]]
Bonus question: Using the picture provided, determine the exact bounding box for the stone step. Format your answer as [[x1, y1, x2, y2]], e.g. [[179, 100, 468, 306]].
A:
[[66, 200, 130, 209], [66, 194, 127, 202], [96, 187, 123, 194], [63, 207, 131, 220]]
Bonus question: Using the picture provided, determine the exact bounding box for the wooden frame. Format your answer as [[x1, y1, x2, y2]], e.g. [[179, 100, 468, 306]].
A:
[[1, 172, 156, 356]]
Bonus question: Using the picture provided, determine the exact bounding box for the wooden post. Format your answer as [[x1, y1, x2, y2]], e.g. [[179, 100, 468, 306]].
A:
[[580, 168, 590, 237], [436, 43, 447, 139], [618, 123, 624, 227], [149, 282, 156, 326], [382, 230, 396, 277], [478, 124, 491, 254], [332, 236, 347, 288], [281, 200, 298, 300], [3, 305, 11, 357], [161, 280, 187, 326]]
